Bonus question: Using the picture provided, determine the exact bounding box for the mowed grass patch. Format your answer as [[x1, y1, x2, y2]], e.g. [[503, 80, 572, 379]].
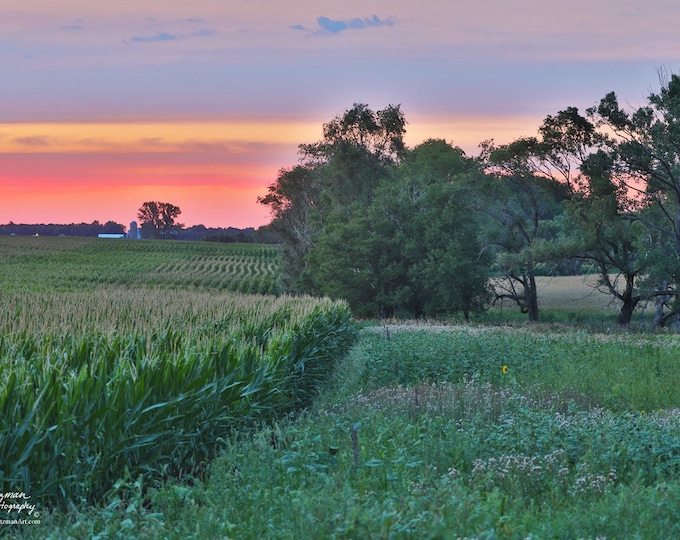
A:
[[535, 275, 618, 313], [490, 275, 617, 314], [487, 274, 653, 326]]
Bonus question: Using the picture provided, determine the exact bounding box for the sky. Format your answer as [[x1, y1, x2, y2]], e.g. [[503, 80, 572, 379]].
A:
[[2, 0, 680, 229]]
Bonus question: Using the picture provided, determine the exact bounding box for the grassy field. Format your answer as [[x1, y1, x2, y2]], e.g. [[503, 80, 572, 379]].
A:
[[3, 237, 680, 538], [488, 274, 660, 328], [534, 275, 617, 313]]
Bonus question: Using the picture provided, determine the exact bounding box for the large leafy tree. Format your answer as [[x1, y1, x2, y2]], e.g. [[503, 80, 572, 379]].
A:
[[588, 72, 680, 324], [137, 201, 183, 239], [309, 197, 417, 317], [299, 103, 406, 213], [561, 150, 648, 326], [410, 177, 493, 321], [311, 139, 492, 319], [400, 139, 492, 319], [259, 104, 406, 294], [257, 165, 320, 292], [479, 139, 570, 322]]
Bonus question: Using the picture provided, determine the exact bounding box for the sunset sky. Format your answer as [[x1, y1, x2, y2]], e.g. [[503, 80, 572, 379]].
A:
[[2, 0, 679, 229]]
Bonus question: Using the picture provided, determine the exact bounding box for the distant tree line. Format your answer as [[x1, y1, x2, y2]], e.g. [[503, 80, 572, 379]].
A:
[[135, 201, 279, 242], [180, 225, 279, 243], [0, 221, 125, 237], [1, 213, 278, 244], [259, 72, 680, 327]]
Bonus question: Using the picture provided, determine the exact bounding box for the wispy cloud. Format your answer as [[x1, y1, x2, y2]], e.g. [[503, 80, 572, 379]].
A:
[[59, 19, 87, 31], [192, 28, 218, 38], [129, 32, 180, 43], [5, 129, 288, 158], [293, 14, 396, 36], [13, 136, 51, 147], [128, 19, 218, 44]]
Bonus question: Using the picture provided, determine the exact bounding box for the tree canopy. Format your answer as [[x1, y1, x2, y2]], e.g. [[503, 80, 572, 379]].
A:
[[137, 201, 183, 239], [260, 73, 680, 326]]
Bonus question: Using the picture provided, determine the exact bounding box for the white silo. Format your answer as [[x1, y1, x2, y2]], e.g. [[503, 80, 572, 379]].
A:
[[129, 221, 140, 239]]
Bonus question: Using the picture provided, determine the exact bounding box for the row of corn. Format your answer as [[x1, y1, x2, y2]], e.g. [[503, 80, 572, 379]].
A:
[[0, 300, 356, 506]]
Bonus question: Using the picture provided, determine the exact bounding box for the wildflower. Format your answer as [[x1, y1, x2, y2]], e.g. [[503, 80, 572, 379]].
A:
[[446, 467, 460, 479], [502, 365, 508, 375]]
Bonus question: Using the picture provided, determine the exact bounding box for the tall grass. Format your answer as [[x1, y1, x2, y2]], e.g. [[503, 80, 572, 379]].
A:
[[359, 325, 680, 411]]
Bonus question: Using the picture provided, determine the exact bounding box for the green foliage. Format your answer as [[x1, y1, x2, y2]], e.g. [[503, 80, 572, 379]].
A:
[[259, 102, 408, 296], [24, 325, 680, 539], [0, 302, 356, 507], [410, 177, 493, 319], [0, 236, 356, 510], [588, 72, 680, 324], [260, 106, 491, 320], [310, 139, 492, 319], [262, 77, 680, 326]]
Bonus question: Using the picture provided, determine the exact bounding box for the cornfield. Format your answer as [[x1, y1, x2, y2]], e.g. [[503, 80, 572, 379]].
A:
[[0, 236, 280, 295], [0, 237, 357, 506]]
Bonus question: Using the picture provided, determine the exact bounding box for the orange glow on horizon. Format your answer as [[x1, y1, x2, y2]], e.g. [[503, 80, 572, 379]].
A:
[[0, 120, 323, 154], [0, 114, 539, 155], [0, 114, 542, 229], [406, 113, 543, 154], [0, 179, 272, 229]]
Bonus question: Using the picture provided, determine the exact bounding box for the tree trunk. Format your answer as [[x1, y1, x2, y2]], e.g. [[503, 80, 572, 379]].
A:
[[494, 274, 539, 321], [526, 271, 539, 322], [616, 273, 640, 327], [617, 296, 640, 326], [653, 301, 667, 327], [653, 281, 672, 328]]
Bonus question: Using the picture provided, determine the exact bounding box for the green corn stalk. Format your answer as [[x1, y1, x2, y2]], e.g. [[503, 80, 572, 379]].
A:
[[0, 299, 355, 506]]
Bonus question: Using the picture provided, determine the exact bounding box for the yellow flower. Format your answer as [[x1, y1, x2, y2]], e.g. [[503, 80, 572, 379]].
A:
[[502, 365, 508, 375]]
